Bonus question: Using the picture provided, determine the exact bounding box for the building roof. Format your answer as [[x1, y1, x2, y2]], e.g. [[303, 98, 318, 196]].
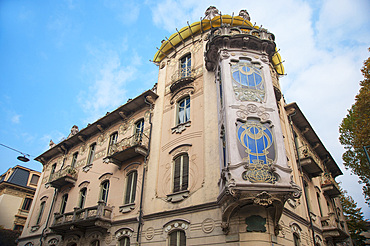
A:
[[0, 165, 40, 190], [153, 13, 285, 75], [35, 89, 158, 164], [285, 102, 342, 178]]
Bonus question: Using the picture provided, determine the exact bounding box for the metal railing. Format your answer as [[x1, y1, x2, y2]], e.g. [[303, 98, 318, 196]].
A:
[[49, 165, 77, 183], [53, 202, 112, 226], [108, 132, 149, 156], [171, 67, 193, 83]]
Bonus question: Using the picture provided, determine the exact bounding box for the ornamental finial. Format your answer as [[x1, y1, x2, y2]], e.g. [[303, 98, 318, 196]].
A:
[[204, 6, 220, 20], [239, 9, 251, 21]]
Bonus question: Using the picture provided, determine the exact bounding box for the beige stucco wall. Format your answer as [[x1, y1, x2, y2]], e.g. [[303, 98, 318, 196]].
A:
[[0, 193, 22, 229]]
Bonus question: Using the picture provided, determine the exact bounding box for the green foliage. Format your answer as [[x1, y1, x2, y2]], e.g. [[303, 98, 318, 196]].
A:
[[340, 190, 368, 246], [339, 48, 370, 204]]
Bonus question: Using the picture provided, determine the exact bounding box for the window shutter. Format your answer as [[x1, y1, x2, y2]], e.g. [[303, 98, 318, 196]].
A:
[[131, 172, 137, 203], [174, 157, 181, 192], [180, 230, 186, 246], [182, 155, 189, 191]]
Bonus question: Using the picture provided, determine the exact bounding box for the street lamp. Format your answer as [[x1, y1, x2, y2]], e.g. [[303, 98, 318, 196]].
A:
[[0, 143, 31, 162]]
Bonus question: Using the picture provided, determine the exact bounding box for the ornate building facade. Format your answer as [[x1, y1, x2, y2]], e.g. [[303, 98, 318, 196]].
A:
[[18, 7, 350, 246], [0, 165, 40, 232]]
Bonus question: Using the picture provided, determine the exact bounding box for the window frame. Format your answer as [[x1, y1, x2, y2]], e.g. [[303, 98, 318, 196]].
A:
[[108, 131, 118, 154], [36, 201, 45, 225], [176, 96, 190, 125], [124, 171, 138, 205], [118, 237, 130, 246], [87, 143, 96, 165], [134, 119, 144, 142], [60, 194, 68, 214], [71, 152, 78, 168], [173, 154, 189, 193], [169, 230, 186, 246], [180, 54, 191, 78], [100, 180, 110, 204], [78, 188, 87, 209], [22, 197, 33, 211]]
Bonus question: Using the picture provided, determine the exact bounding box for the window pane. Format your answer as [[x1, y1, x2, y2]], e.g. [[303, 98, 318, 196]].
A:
[[87, 143, 96, 165], [101, 181, 109, 203], [37, 201, 45, 224], [169, 231, 186, 246], [71, 152, 78, 168], [60, 194, 68, 214], [119, 237, 130, 246], [30, 174, 39, 185], [182, 155, 189, 191], [22, 198, 33, 211], [79, 188, 86, 209]]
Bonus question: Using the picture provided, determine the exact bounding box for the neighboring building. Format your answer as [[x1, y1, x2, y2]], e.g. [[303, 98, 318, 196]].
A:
[[18, 7, 350, 246], [0, 165, 40, 232]]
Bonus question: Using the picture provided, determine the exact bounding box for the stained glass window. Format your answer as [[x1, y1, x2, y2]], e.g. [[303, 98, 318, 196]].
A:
[[237, 119, 277, 183], [231, 61, 265, 102]]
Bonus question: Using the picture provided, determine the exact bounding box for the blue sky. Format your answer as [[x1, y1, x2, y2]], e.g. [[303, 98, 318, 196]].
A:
[[1, 0, 369, 217]]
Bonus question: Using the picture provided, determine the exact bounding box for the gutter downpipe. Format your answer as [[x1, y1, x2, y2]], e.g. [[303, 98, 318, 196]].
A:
[[289, 113, 316, 245], [39, 187, 58, 246], [136, 96, 154, 245]]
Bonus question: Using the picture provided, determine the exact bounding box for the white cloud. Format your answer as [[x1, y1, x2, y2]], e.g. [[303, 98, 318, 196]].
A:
[[11, 114, 21, 124]]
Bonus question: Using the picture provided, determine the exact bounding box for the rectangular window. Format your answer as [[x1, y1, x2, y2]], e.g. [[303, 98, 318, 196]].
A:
[[87, 143, 96, 165], [79, 188, 87, 209], [22, 198, 33, 211], [108, 132, 118, 154], [177, 97, 190, 125], [169, 230, 186, 246], [71, 152, 78, 168], [173, 154, 189, 193], [135, 120, 144, 142], [180, 54, 191, 78], [100, 181, 109, 204], [124, 171, 138, 204], [30, 174, 39, 185], [36, 201, 45, 225], [60, 194, 68, 214], [13, 225, 23, 232]]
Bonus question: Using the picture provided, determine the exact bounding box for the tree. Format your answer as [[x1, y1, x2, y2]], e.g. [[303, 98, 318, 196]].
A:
[[340, 190, 368, 246], [339, 48, 370, 204]]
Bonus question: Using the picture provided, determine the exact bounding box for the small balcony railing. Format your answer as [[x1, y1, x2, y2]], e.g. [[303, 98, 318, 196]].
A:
[[104, 133, 149, 166], [170, 68, 195, 93], [51, 201, 112, 234], [321, 213, 349, 240], [48, 165, 78, 188], [297, 146, 323, 177], [321, 175, 341, 198]]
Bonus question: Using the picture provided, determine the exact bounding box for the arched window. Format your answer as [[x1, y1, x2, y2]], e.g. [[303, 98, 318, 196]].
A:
[[180, 54, 191, 78], [173, 154, 189, 193], [36, 201, 45, 225], [169, 230, 186, 246], [100, 180, 109, 204], [87, 143, 96, 165], [60, 194, 68, 214], [125, 171, 138, 204], [135, 119, 144, 142], [177, 97, 190, 125], [78, 188, 87, 209], [293, 233, 300, 246], [25, 243, 34, 246], [119, 237, 130, 246]]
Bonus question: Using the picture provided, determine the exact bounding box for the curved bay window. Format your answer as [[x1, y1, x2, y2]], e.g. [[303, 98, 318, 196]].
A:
[[100, 180, 109, 204], [119, 237, 130, 246], [125, 171, 138, 204], [237, 119, 277, 183], [180, 54, 191, 78], [177, 97, 190, 125], [169, 230, 186, 246], [231, 60, 265, 102], [173, 154, 189, 193]]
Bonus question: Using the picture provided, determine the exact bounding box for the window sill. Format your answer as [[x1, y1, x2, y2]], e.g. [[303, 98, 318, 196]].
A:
[[171, 121, 191, 134], [166, 190, 189, 203], [82, 164, 93, 172], [31, 225, 40, 232], [119, 203, 135, 213]]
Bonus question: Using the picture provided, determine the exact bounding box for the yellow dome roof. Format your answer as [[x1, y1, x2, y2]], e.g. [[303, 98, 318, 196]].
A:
[[153, 14, 285, 75]]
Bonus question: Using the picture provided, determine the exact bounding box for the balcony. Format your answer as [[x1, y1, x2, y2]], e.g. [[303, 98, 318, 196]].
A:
[[321, 213, 349, 242], [297, 147, 323, 177], [321, 176, 341, 198], [49, 165, 77, 188], [170, 68, 195, 93], [103, 133, 149, 167], [50, 201, 112, 234]]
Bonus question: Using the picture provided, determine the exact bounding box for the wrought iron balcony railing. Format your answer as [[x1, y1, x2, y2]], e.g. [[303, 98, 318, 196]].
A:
[[321, 213, 349, 240], [321, 174, 341, 198], [48, 165, 78, 188], [51, 201, 112, 234], [296, 146, 323, 177], [170, 68, 195, 93], [104, 132, 149, 166]]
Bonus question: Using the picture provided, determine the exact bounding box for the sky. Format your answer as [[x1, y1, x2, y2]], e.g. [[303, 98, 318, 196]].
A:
[[1, 0, 369, 217]]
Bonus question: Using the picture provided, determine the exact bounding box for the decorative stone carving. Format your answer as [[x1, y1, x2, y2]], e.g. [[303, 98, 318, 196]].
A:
[[82, 164, 92, 173], [48, 238, 59, 246], [68, 125, 79, 138], [201, 218, 215, 234], [239, 10, 251, 21], [254, 191, 273, 207], [145, 227, 155, 240], [119, 203, 135, 213], [204, 6, 220, 20], [166, 190, 189, 203], [115, 228, 134, 239], [171, 121, 191, 134], [231, 104, 273, 121], [163, 219, 190, 233]]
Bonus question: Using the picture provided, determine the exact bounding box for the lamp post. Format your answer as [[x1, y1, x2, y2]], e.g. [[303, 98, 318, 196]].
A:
[[0, 143, 31, 162], [364, 146, 370, 165]]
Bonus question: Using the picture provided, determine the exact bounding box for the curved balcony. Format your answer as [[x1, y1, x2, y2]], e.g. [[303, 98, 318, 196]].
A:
[[321, 213, 349, 242], [170, 68, 195, 93], [51, 201, 112, 234], [103, 133, 149, 167], [48, 165, 77, 188]]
